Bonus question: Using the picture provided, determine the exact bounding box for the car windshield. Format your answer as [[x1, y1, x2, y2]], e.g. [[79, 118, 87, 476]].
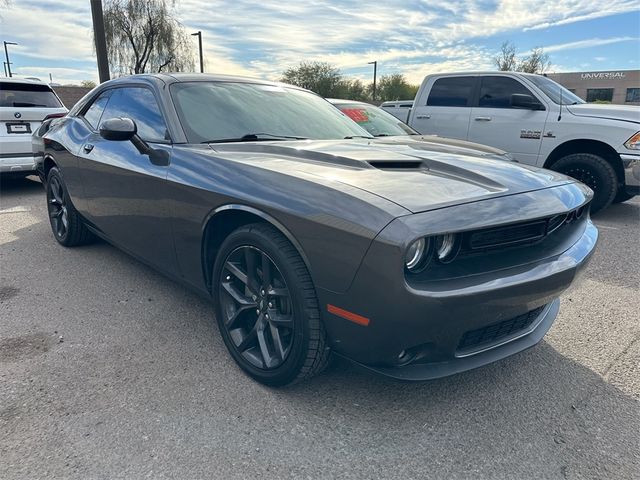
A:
[[170, 82, 373, 143], [336, 103, 417, 136], [527, 75, 585, 105], [0, 82, 62, 108]]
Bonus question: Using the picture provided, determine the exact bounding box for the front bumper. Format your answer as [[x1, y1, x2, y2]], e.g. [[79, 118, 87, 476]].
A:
[[317, 184, 597, 380], [620, 153, 640, 195]]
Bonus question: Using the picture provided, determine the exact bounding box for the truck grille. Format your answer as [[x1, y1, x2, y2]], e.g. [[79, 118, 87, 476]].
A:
[[457, 305, 546, 354]]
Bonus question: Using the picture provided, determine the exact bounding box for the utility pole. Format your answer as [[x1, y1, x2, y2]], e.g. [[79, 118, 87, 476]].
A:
[[191, 31, 204, 73], [90, 0, 110, 83], [4, 41, 17, 77], [368, 60, 377, 102]]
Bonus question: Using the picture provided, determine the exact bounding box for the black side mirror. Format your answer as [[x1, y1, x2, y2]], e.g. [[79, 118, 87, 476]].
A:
[[511, 94, 544, 110], [100, 117, 137, 141]]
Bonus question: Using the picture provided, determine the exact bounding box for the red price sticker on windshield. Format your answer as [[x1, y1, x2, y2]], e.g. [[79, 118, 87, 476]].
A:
[[341, 108, 369, 123]]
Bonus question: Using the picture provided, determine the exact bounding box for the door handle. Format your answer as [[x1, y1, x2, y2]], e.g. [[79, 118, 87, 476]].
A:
[[416, 114, 431, 119], [83, 143, 94, 153], [474, 116, 492, 121]]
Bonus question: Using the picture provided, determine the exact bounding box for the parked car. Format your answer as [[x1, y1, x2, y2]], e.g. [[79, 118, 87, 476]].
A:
[[34, 74, 597, 386], [380, 100, 413, 122], [405, 72, 640, 212], [329, 98, 513, 161], [0, 78, 67, 176]]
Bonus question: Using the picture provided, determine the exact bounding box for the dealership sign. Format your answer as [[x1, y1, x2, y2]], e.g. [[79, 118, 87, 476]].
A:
[[581, 72, 626, 79]]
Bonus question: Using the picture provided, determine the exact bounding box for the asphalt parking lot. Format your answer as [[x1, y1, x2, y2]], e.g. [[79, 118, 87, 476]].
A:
[[1, 175, 638, 480]]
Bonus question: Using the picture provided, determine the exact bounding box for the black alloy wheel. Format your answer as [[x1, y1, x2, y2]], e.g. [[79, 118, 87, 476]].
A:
[[552, 153, 617, 213], [213, 223, 329, 386], [46, 167, 93, 247], [47, 175, 69, 240], [219, 245, 294, 369]]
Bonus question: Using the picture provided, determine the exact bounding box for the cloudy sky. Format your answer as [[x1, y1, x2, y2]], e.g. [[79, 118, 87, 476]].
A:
[[1, 0, 639, 85]]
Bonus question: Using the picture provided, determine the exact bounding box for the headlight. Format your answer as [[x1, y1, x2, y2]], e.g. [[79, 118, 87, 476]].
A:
[[435, 233, 461, 263], [624, 132, 640, 150], [405, 238, 430, 272]]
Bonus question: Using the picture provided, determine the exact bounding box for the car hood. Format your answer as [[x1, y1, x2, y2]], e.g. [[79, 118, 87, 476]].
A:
[[371, 135, 509, 158], [566, 103, 640, 124], [206, 140, 576, 213]]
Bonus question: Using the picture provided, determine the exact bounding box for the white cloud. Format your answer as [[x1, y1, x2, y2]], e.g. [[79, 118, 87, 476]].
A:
[[0, 0, 638, 85], [541, 36, 638, 53]]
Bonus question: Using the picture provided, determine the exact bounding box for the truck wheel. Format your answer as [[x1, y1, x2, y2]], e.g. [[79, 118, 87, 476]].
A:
[[551, 153, 617, 213], [612, 191, 634, 204]]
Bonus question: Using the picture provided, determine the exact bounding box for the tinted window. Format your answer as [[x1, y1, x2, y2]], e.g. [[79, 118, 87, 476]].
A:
[[0, 82, 62, 108], [82, 91, 111, 129], [100, 87, 168, 142], [479, 76, 536, 108], [586, 88, 613, 103], [337, 103, 416, 136], [626, 88, 640, 103], [170, 82, 371, 143], [427, 77, 475, 107]]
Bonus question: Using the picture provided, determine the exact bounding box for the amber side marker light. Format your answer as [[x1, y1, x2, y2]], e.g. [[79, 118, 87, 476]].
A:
[[327, 304, 370, 326]]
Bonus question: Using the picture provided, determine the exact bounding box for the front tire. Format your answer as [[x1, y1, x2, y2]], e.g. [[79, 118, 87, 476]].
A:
[[46, 167, 93, 247], [212, 223, 329, 386], [551, 153, 617, 213]]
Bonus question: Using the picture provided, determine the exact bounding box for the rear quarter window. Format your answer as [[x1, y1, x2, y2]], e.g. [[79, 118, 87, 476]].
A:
[[0, 82, 63, 108], [427, 77, 476, 107]]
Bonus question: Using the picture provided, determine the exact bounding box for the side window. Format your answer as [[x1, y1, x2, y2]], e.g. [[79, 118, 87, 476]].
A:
[[82, 91, 112, 129], [478, 76, 536, 108], [100, 87, 169, 142], [427, 77, 476, 107]]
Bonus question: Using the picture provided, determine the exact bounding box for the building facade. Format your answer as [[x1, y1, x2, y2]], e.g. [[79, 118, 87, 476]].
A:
[[546, 70, 639, 105]]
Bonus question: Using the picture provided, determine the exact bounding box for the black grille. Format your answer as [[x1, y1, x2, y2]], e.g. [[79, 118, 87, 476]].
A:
[[468, 221, 547, 249], [457, 305, 546, 353]]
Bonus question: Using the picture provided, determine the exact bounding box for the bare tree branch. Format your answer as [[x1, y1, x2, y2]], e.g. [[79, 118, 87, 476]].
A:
[[102, 0, 195, 76]]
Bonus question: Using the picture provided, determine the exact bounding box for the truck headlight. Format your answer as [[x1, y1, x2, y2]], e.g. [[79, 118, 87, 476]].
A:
[[624, 132, 640, 150]]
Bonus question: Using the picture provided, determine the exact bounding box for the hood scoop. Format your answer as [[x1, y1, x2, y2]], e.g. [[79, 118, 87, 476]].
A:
[[368, 160, 424, 170]]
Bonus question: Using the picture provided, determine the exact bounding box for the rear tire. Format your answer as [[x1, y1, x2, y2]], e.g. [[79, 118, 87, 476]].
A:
[[551, 153, 617, 213], [612, 190, 634, 204], [212, 223, 330, 386], [46, 167, 93, 247]]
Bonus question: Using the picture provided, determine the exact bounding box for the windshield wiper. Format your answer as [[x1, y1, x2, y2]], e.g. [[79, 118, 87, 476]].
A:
[[374, 133, 392, 137], [343, 135, 372, 139], [202, 133, 309, 144]]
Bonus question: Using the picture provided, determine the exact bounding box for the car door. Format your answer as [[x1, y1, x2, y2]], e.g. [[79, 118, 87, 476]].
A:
[[411, 76, 476, 139], [77, 85, 177, 272], [467, 75, 550, 165]]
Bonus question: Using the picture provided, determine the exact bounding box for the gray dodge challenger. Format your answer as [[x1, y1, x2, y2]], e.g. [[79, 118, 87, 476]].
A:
[[33, 74, 597, 386]]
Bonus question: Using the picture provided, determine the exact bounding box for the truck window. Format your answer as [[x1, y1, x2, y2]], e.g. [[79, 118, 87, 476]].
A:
[[426, 77, 475, 107], [478, 76, 536, 108]]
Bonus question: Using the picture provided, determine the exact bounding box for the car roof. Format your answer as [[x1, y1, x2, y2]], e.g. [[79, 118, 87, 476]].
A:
[[327, 98, 373, 106], [0, 77, 51, 86], [102, 73, 307, 91]]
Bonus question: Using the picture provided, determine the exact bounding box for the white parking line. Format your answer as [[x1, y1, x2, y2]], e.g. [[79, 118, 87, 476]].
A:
[[0, 205, 32, 214]]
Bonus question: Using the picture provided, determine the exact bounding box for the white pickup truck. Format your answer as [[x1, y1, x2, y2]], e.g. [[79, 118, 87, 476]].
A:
[[388, 72, 640, 212]]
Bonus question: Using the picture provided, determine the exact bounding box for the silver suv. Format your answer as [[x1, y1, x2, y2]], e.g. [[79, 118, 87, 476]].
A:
[[1, 78, 68, 176]]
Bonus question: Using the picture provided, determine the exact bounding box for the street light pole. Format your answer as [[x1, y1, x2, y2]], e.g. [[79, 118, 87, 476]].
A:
[[191, 31, 204, 73], [368, 60, 377, 102], [90, 0, 110, 83], [4, 41, 17, 78]]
